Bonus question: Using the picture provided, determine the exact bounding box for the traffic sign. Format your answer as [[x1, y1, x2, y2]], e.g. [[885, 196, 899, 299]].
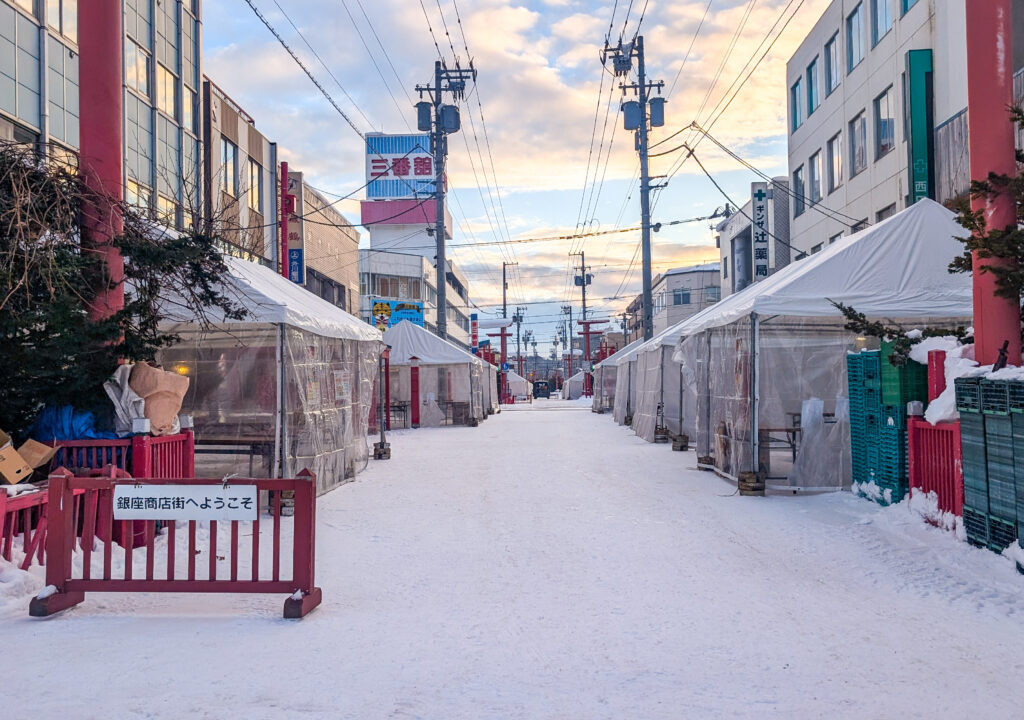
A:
[[501, 362, 510, 372]]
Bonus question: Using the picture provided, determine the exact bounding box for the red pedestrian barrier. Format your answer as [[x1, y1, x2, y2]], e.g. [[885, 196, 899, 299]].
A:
[[907, 417, 964, 516], [48, 430, 195, 478], [29, 466, 321, 619], [1, 487, 88, 570]]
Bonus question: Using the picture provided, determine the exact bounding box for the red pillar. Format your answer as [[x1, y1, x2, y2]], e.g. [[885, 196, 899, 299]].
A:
[[966, 0, 1022, 365], [280, 162, 290, 278], [79, 2, 124, 320], [410, 363, 420, 428]]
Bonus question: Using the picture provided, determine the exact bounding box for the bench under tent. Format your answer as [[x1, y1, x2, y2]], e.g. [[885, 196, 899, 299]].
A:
[[672, 199, 973, 492], [159, 256, 382, 496], [383, 320, 487, 427]]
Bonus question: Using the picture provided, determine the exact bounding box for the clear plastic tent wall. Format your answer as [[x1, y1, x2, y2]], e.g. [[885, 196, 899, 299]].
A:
[[612, 358, 637, 425], [631, 344, 697, 443], [591, 362, 616, 412], [565, 371, 586, 400], [157, 257, 381, 497], [676, 317, 855, 489], [160, 324, 379, 496]]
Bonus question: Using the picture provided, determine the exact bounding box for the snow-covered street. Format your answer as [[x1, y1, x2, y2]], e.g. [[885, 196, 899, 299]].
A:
[[3, 400, 1024, 719]]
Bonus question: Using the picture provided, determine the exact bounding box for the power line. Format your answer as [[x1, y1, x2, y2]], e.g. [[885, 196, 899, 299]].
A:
[[243, 0, 365, 139]]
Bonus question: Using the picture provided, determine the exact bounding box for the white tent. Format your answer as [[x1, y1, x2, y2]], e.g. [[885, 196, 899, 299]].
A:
[[160, 256, 382, 495], [630, 320, 699, 443], [592, 337, 644, 413], [611, 337, 650, 425], [672, 198, 973, 490], [507, 370, 530, 398], [383, 320, 487, 427], [565, 370, 586, 399]]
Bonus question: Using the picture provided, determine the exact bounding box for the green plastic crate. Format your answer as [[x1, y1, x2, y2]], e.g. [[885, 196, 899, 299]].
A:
[[880, 341, 929, 407]]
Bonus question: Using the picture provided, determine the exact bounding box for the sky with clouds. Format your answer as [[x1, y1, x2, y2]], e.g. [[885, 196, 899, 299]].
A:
[[203, 0, 830, 353]]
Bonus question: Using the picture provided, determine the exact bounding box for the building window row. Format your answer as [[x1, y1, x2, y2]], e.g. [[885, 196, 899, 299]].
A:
[[46, 0, 77, 44]]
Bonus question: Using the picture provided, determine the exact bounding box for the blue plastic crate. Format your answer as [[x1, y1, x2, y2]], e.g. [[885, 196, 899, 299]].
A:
[[981, 379, 1011, 415], [955, 377, 983, 413], [988, 515, 1018, 552], [963, 507, 989, 547], [1008, 380, 1024, 413]]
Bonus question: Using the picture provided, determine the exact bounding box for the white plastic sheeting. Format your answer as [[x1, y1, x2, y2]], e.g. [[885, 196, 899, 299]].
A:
[[592, 337, 645, 414], [507, 370, 530, 398], [564, 371, 586, 399], [159, 257, 382, 496], [383, 321, 487, 427], [670, 199, 974, 491]]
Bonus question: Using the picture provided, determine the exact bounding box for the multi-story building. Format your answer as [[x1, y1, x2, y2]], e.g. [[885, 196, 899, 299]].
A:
[[202, 77, 277, 263], [785, 0, 1024, 253], [358, 249, 473, 348], [650, 263, 722, 331], [1, 0, 80, 155], [122, 0, 202, 230], [716, 179, 791, 296]]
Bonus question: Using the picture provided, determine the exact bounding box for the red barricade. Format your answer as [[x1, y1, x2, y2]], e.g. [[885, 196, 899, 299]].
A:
[[907, 417, 964, 516], [28, 466, 320, 619], [1, 487, 88, 570]]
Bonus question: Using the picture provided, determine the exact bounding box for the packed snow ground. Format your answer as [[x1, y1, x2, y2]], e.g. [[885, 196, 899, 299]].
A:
[[3, 398, 1024, 718]]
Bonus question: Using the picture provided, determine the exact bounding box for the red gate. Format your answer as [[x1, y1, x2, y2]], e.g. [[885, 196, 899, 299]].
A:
[[29, 467, 321, 619]]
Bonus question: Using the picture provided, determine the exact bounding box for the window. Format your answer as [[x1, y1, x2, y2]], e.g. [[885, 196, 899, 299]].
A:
[[359, 273, 368, 296], [809, 150, 822, 204], [220, 138, 237, 196], [811, 243, 823, 254], [47, 0, 77, 43], [872, 0, 892, 44], [672, 288, 691, 306], [793, 165, 806, 217], [829, 232, 844, 244], [126, 179, 151, 209], [14, 0, 34, 15], [706, 286, 721, 303], [156, 64, 176, 116], [847, 3, 864, 72], [247, 158, 263, 212], [902, 0, 919, 13], [827, 133, 843, 192], [806, 58, 819, 115], [851, 218, 869, 233], [723, 257, 729, 279], [825, 33, 841, 95], [125, 39, 150, 96], [157, 194, 175, 223], [409, 278, 421, 300], [183, 89, 197, 134], [790, 78, 803, 132], [876, 203, 897, 221], [849, 112, 867, 177], [874, 86, 895, 158]]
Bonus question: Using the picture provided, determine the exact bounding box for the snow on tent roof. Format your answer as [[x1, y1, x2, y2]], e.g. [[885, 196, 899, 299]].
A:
[[678, 198, 973, 337], [568, 370, 586, 381], [383, 320, 483, 366], [164, 255, 382, 342]]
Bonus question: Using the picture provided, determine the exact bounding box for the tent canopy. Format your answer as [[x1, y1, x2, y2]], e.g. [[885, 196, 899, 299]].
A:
[[177, 256, 382, 342], [677, 199, 972, 338], [598, 337, 647, 369], [383, 320, 482, 366]]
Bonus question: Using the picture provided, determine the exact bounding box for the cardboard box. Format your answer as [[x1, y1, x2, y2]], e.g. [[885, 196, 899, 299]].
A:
[[0, 431, 60, 484]]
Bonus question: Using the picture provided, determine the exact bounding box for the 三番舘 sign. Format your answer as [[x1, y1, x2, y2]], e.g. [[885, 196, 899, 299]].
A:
[[113, 484, 258, 522], [365, 134, 435, 199]]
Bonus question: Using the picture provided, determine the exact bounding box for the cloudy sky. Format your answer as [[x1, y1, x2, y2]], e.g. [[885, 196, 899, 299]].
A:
[[204, 0, 830, 353]]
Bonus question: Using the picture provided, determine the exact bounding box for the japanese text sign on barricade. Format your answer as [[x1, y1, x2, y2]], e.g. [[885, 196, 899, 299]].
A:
[[113, 484, 258, 522], [751, 182, 770, 280]]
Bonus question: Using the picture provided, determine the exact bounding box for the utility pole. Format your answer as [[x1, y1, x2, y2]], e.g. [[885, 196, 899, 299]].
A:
[[514, 306, 526, 376], [415, 61, 476, 339], [603, 36, 664, 341], [502, 261, 517, 318], [561, 304, 574, 377], [570, 251, 590, 321]]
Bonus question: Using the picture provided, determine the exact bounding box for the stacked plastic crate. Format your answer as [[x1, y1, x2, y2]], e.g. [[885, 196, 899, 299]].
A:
[[1012, 383, 1024, 553], [956, 377, 990, 546], [847, 350, 881, 489], [980, 380, 1018, 551]]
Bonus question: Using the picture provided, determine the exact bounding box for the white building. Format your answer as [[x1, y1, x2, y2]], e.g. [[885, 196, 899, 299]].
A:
[[785, 0, 1024, 254], [651, 263, 722, 332], [358, 249, 473, 349], [716, 179, 791, 296]]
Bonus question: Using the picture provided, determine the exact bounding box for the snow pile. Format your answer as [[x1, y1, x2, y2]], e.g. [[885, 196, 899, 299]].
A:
[[908, 335, 965, 364], [925, 343, 986, 425], [851, 479, 893, 506], [903, 487, 964, 537]]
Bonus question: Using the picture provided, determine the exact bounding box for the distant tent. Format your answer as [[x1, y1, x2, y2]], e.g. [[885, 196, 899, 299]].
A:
[[382, 321, 487, 427], [565, 370, 586, 399], [507, 370, 530, 398]]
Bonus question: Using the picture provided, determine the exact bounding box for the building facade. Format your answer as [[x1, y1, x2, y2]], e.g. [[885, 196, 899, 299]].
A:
[[1, 0, 79, 154], [203, 77, 277, 263], [716, 179, 791, 296], [785, 0, 1024, 253], [651, 263, 722, 332], [358, 249, 473, 349]]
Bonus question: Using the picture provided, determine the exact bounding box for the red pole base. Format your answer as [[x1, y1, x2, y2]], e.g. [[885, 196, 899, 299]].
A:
[[29, 589, 85, 617], [283, 587, 322, 619]]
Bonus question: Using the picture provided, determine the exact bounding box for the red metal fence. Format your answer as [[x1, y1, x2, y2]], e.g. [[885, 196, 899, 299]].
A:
[[1, 486, 87, 570], [29, 467, 320, 619], [907, 417, 964, 516]]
